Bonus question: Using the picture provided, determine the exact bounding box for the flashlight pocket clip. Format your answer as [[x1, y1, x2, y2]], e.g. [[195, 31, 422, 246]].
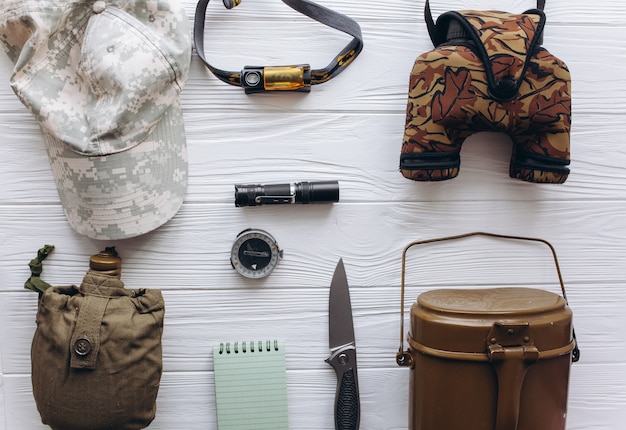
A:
[[255, 195, 297, 204]]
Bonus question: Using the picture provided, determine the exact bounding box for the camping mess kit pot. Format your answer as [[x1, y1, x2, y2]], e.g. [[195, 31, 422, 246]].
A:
[[396, 232, 579, 430]]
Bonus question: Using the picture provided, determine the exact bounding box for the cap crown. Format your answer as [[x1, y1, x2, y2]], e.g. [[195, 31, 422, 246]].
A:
[[3, 0, 191, 156]]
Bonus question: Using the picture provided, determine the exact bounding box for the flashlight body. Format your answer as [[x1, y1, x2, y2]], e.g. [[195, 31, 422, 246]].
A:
[[235, 181, 339, 207]]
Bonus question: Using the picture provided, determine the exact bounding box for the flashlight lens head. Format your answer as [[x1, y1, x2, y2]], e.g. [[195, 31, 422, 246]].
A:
[[295, 181, 339, 204]]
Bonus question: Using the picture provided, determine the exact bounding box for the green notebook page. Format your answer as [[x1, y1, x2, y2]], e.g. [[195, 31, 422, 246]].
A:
[[213, 341, 289, 430]]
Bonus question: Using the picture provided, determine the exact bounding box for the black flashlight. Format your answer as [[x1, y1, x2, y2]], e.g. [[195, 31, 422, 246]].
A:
[[234, 181, 340, 207]]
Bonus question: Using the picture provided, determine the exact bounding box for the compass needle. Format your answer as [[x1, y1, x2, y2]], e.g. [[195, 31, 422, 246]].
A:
[[230, 229, 282, 279]]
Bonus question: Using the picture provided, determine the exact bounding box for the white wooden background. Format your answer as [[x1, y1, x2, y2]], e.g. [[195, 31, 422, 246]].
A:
[[1, 0, 625, 428]]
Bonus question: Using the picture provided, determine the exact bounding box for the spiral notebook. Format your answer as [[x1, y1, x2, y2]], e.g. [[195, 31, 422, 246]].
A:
[[213, 340, 288, 430]]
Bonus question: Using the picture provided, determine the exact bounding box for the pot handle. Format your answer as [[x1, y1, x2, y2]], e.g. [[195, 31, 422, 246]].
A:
[[395, 232, 580, 367]]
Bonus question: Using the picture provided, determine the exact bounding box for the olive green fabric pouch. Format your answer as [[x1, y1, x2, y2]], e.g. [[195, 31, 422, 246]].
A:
[[28, 249, 165, 429]]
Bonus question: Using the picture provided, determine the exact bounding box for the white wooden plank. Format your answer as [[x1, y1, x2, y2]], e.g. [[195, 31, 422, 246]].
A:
[[0, 27, 624, 203], [186, 24, 625, 113], [0, 370, 421, 430], [2, 111, 626, 204], [0, 374, 48, 430], [1, 0, 626, 428], [1, 278, 622, 374], [1, 201, 625, 290], [2, 364, 625, 429], [0, 371, 5, 430], [1, 24, 623, 115], [182, 0, 626, 27]]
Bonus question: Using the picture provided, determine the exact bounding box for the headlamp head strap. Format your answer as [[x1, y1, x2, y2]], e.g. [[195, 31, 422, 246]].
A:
[[193, 0, 364, 93]]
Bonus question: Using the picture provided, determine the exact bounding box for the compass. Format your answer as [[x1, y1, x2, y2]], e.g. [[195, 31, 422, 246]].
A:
[[230, 229, 283, 279]]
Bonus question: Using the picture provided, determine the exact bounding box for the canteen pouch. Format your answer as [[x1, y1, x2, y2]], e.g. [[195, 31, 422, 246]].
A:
[[27, 248, 164, 430], [396, 233, 579, 430], [400, 0, 571, 183]]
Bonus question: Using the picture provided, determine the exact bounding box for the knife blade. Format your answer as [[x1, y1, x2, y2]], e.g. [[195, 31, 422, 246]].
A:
[[325, 258, 360, 430]]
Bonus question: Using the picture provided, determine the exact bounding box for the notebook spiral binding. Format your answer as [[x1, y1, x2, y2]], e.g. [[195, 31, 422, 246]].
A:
[[218, 340, 280, 354]]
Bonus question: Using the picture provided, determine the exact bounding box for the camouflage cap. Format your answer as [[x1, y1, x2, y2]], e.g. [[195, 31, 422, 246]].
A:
[[0, 0, 191, 240]]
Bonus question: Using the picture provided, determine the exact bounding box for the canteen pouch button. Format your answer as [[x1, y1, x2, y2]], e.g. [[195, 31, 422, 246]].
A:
[[242, 65, 311, 93]]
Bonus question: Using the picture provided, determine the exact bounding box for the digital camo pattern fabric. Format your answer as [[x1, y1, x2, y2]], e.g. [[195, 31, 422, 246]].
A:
[[400, 10, 571, 183], [0, 0, 191, 240]]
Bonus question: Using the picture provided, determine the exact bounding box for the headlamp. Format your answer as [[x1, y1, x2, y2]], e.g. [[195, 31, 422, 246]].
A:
[[194, 0, 363, 93]]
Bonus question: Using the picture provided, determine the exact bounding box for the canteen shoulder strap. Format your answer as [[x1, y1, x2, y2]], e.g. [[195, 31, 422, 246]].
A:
[[25, 244, 55, 294]]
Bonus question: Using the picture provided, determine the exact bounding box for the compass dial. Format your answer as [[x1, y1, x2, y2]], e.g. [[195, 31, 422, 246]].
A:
[[230, 229, 282, 279]]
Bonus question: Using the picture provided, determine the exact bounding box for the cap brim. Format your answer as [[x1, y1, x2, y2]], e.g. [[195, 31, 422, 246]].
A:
[[42, 99, 188, 241]]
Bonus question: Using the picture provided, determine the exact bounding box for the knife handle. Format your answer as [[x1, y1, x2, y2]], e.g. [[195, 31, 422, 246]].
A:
[[336, 366, 359, 429], [327, 347, 360, 430]]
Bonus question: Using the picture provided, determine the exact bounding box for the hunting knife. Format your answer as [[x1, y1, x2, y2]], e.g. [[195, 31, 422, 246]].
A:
[[325, 258, 360, 430]]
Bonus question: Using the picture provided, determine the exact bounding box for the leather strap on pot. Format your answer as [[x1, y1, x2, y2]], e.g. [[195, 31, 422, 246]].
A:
[[396, 232, 580, 368], [194, 0, 364, 93]]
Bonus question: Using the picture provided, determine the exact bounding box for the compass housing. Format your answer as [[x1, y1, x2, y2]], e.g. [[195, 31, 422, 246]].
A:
[[230, 229, 282, 279]]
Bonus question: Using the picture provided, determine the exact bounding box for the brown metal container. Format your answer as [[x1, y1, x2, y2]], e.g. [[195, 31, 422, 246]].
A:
[[396, 233, 579, 430]]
